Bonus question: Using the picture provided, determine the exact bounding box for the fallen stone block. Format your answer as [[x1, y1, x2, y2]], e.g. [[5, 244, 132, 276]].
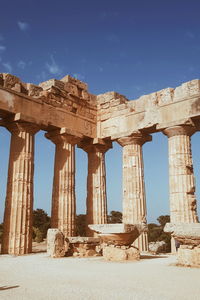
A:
[[103, 245, 140, 261], [177, 245, 200, 267], [47, 229, 65, 258], [148, 241, 166, 254]]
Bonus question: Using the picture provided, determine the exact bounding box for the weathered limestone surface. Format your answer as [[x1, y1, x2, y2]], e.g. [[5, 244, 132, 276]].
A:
[[163, 126, 199, 223], [89, 223, 146, 260], [117, 133, 151, 251], [1, 73, 200, 257], [79, 140, 112, 236], [89, 223, 147, 246], [97, 79, 200, 138], [177, 246, 200, 267], [0, 73, 97, 138], [103, 245, 140, 261], [89, 223, 144, 261], [164, 223, 200, 267], [164, 223, 200, 246], [47, 229, 65, 258], [2, 122, 38, 255], [46, 129, 80, 237], [66, 237, 100, 257], [148, 241, 167, 254]]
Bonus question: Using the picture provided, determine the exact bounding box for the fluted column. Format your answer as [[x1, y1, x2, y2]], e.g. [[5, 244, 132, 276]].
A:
[[163, 125, 199, 224], [46, 130, 79, 237], [79, 141, 112, 236], [117, 133, 152, 251], [2, 122, 39, 255]]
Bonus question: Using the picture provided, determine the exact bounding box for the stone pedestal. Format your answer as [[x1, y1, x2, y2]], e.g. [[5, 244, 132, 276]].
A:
[[117, 133, 152, 251], [79, 141, 112, 236], [2, 122, 39, 255], [177, 245, 200, 267], [103, 245, 140, 261], [164, 223, 200, 267], [66, 237, 100, 257], [46, 130, 80, 237], [163, 126, 199, 224], [47, 228, 65, 258]]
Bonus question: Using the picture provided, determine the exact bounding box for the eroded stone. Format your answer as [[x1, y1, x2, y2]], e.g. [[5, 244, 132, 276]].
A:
[[47, 229, 65, 258]]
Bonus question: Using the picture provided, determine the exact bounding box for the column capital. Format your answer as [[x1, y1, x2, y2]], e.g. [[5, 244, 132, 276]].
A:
[[163, 125, 196, 138], [78, 140, 112, 153], [45, 129, 81, 145], [5, 121, 39, 135], [117, 133, 152, 147]]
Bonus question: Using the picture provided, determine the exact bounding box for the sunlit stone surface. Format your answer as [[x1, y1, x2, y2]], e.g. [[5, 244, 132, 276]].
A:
[[0, 73, 200, 256]]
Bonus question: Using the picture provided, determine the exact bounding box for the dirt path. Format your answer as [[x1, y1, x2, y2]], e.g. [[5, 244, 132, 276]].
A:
[[0, 253, 200, 300]]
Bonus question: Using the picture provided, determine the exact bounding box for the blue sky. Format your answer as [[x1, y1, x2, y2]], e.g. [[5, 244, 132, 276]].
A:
[[0, 0, 200, 223]]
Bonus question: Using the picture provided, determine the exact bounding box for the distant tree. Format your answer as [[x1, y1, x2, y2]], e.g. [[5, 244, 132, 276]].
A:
[[75, 211, 123, 236], [107, 211, 122, 223], [76, 214, 87, 236], [157, 215, 170, 227], [148, 215, 171, 252], [33, 209, 50, 242], [148, 223, 163, 242], [33, 227, 44, 243]]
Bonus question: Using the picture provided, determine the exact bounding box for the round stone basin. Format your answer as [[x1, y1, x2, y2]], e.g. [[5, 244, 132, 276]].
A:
[[88, 223, 147, 246], [98, 232, 138, 246]]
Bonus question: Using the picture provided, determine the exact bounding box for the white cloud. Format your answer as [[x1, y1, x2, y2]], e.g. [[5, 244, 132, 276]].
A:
[[17, 21, 29, 31], [188, 66, 195, 72], [0, 45, 6, 51], [98, 66, 103, 72], [2, 62, 12, 73], [106, 34, 120, 43], [99, 11, 119, 20], [46, 55, 62, 75], [17, 60, 26, 69], [186, 31, 195, 39], [72, 73, 85, 80], [36, 70, 48, 82]]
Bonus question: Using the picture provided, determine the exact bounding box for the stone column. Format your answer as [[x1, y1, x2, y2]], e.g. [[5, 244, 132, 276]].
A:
[[79, 141, 112, 236], [46, 130, 79, 237], [2, 122, 39, 255], [117, 133, 152, 251], [163, 125, 199, 224]]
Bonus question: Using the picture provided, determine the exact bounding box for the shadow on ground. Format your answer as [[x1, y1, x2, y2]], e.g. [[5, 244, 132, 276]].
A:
[[140, 255, 168, 259], [0, 285, 20, 291]]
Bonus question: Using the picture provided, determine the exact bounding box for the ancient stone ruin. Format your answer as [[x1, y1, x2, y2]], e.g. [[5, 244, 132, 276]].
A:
[[0, 73, 200, 264], [89, 223, 147, 261], [165, 223, 200, 267]]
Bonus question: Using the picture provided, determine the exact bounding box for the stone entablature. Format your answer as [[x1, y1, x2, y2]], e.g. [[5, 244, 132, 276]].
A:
[[0, 73, 97, 138], [1, 73, 200, 141], [97, 79, 200, 139]]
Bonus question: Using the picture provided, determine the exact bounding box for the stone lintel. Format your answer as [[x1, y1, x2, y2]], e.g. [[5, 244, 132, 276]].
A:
[[2, 112, 41, 134], [156, 118, 195, 131], [117, 132, 152, 147], [45, 127, 82, 145], [163, 125, 196, 138], [14, 112, 42, 126]]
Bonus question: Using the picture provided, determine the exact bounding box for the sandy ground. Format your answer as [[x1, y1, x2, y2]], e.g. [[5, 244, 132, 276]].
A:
[[0, 250, 200, 300]]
